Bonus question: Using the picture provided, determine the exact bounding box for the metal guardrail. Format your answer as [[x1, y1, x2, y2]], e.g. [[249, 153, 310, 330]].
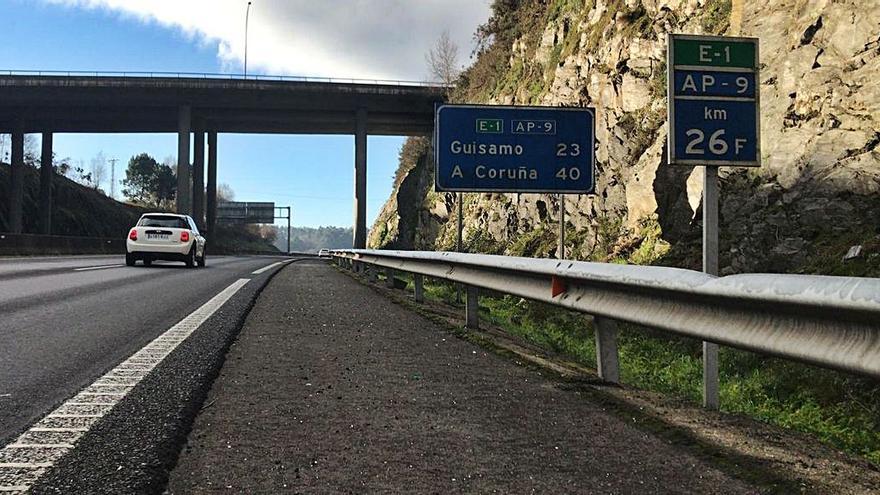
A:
[[332, 250, 880, 393], [0, 69, 446, 88]]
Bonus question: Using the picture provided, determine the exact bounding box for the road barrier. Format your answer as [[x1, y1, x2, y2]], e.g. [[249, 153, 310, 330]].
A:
[[0, 233, 123, 256], [332, 250, 880, 404]]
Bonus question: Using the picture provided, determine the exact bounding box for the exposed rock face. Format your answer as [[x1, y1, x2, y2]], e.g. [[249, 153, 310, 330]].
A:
[[371, 0, 880, 273]]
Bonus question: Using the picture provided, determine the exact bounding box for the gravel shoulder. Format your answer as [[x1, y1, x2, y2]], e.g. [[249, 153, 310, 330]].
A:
[[167, 261, 762, 494]]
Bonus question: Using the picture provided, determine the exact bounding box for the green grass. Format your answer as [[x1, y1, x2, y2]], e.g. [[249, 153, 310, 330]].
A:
[[417, 278, 880, 465]]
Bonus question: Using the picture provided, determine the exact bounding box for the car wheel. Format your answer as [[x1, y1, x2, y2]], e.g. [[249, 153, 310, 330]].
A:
[[197, 252, 206, 268], [125, 253, 136, 266], [143, 257, 152, 267], [185, 247, 196, 268]]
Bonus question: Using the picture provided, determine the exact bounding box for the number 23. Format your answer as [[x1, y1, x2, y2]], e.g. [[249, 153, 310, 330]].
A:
[[557, 143, 580, 157]]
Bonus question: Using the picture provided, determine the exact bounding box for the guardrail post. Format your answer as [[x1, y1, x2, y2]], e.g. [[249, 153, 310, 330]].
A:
[[385, 268, 395, 288], [703, 342, 720, 410], [593, 317, 620, 384], [369, 265, 378, 283], [466, 286, 479, 329], [413, 274, 424, 303]]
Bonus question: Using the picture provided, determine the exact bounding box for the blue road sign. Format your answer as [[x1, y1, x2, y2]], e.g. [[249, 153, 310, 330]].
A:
[[668, 34, 761, 166], [434, 105, 595, 193]]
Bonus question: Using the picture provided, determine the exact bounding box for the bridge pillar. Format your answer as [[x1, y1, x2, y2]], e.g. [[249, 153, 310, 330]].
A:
[[353, 108, 367, 249], [192, 127, 205, 229], [206, 131, 218, 242], [176, 105, 192, 215], [39, 132, 53, 234], [8, 127, 24, 233]]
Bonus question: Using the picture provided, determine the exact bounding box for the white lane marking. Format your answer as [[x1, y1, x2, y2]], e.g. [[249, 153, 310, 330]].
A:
[[251, 259, 293, 275], [28, 428, 88, 433], [73, 264, 124, 272], [46, 415, 102, 419], [0, 463, 51, 469], [4, 445, 73, 449], [251, 261, 282, 274], [0, 278, 251, 492]]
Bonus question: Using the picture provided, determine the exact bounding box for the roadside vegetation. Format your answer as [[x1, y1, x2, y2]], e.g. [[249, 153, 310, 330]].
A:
[[418, 278, 880, 465]]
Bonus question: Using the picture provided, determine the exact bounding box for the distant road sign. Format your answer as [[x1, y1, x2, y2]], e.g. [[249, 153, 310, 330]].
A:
[[668, 34, 760, 166], [217, 202, 275, 224], [435, 104, 595, 193]]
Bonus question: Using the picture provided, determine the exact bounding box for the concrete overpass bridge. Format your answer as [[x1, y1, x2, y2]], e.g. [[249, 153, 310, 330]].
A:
[[0, 73, 445, 247]]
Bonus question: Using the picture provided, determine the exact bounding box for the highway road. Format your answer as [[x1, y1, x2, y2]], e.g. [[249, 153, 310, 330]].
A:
[[0, 254, 289, 448]]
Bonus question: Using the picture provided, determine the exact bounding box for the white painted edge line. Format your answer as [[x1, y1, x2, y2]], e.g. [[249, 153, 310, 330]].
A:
[[73, 264, 124, 272], [251, 261, 282, 274], [251, 259, 294, 275], [0, 277, 250, 493]]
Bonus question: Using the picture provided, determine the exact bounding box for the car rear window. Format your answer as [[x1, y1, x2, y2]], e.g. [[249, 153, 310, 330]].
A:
[[138, 216, 189, 229]]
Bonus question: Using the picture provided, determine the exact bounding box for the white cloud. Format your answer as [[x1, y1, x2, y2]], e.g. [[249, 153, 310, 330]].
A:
[[41, 0, 492, 81]]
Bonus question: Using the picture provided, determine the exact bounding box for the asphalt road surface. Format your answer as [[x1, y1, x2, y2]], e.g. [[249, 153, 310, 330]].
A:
[[0, 254, 287, 448]]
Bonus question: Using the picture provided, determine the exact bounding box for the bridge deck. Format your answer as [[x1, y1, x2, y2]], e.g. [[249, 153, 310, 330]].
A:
[[0, 76, 443, 134]]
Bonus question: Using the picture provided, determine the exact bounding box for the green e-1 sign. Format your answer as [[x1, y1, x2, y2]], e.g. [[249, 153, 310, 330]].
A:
[[673, 38, 756, 69], [476, 118, 503, 134]]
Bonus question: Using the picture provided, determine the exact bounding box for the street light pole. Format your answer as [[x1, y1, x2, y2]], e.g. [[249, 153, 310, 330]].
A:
[[244, 1, 252, 78]]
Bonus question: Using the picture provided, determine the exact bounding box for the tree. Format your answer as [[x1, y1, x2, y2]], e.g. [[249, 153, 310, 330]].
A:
[[122, 153, 177, 208], [218, 183, 235, 202], [90, 151, 107, 191], [426, 30, 461, 88]]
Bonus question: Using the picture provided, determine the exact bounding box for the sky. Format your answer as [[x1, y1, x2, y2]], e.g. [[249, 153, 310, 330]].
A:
[[0, 0, 492, 227]]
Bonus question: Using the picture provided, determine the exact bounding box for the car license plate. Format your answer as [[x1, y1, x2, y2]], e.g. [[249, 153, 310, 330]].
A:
[[146, 233, 169, 240]]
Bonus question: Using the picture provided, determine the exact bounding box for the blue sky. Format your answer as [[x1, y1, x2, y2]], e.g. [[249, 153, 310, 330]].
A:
[[1, 0, 490, 228]]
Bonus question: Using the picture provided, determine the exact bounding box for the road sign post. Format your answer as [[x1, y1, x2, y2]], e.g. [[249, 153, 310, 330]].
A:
[[668, 33, 760, 410]]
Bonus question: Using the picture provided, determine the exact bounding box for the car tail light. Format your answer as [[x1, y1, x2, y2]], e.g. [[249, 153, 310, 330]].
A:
[[129, 229, 137, 241], [181, 231, 190, 243]]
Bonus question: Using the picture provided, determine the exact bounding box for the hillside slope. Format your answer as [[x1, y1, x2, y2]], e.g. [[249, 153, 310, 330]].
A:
[[370, 0, 880, 276], [0, 164, 146, 237]]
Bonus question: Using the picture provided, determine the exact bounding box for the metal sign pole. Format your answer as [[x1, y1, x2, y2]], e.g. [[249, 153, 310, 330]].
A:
[[457, 192, 463, 252], [287, 206, 291, 255], [558, 194, 565, 259], [456, 192, 463, 304], [703, 166, 720, 410]]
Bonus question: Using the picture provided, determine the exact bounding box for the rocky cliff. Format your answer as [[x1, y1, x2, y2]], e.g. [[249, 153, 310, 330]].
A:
[[370, 0, 880, 275]]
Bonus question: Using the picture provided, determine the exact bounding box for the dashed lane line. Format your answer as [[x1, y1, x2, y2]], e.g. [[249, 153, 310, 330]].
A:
[[0, 277, 251, 493]]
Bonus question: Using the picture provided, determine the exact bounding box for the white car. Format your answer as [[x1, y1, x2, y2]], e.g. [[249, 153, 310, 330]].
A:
[[126, 213, 207, 268], [318, 249, 330, 257]]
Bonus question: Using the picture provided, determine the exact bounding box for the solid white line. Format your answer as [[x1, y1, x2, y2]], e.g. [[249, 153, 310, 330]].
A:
[[5, 444, 73, 449], [73, 264, 124, 272], [46, 414, 103, 419], [251, 261, 283, 274], [0, 463, 52, 468], [0, 278, 251, 491], [29, 428, 88, 433], [0, 486, 30, 492]]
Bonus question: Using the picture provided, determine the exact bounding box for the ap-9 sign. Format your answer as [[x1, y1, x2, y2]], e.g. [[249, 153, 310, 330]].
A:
[[667, 34, 761, 167]]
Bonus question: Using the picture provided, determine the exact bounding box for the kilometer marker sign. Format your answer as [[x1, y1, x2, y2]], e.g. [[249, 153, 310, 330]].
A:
[[434, 104, 596, 193], [668, 34, 761, 166]]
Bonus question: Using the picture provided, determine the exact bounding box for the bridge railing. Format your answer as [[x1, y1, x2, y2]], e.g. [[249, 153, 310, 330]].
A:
[[0, 69, 445, 87], [331, 249, 880, 394]]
